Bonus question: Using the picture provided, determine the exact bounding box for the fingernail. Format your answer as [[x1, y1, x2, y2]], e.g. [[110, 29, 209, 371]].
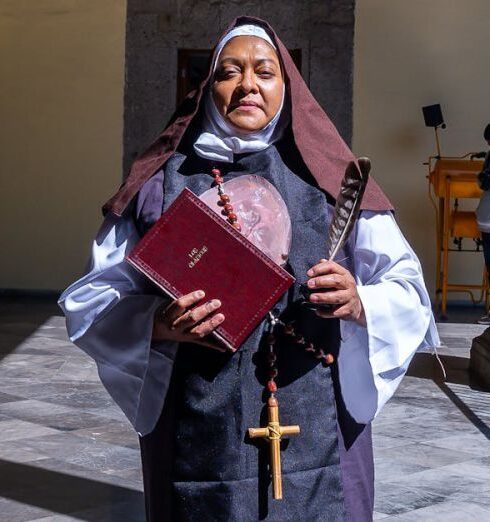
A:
[[196, 290, 205, 298], [212, 299, 221, 308], [310, 294, 319, 302], [307, 269, 314, 277], [308, 279, 315, 288], [216, 313, 225, 322]]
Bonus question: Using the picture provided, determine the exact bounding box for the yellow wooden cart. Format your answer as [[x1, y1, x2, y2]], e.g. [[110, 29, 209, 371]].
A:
[[427, 155, 488, 318]]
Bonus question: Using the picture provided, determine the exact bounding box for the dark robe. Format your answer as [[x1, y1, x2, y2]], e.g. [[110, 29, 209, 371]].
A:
[[136, 144, 374, 522]]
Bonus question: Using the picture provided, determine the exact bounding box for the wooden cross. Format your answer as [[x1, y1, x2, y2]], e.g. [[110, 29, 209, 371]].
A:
[[248, 396, 300, 500]]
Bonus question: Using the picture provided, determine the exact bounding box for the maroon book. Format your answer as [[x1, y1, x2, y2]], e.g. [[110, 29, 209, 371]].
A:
[[127, 188, 295, 351]]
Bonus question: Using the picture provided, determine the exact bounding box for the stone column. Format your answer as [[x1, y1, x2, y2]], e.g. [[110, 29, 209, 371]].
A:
[[124, 0, 355, 175]]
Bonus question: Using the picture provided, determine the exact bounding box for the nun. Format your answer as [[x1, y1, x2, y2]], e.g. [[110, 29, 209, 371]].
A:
[[59, 16, 439, 522]]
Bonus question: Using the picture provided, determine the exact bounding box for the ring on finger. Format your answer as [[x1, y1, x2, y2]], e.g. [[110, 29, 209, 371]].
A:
[[180, 309, 197, 327]]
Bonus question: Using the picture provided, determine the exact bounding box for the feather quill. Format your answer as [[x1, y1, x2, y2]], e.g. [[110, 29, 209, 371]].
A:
[[300, 157, 371, 308], [326, 157, 371, 261]]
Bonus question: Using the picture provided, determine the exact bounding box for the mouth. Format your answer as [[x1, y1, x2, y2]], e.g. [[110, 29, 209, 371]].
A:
[[232, 101, 262, 112]]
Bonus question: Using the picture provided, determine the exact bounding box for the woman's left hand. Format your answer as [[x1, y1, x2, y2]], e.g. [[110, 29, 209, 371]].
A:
[[306, 259, 366, 326]]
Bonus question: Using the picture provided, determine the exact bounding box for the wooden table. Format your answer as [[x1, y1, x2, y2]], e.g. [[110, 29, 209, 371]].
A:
[[427, 156, 488, 318]]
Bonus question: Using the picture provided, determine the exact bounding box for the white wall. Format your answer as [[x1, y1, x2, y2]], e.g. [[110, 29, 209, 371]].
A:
[[353, 0, 490, 300], [0, 1, 126, 291]]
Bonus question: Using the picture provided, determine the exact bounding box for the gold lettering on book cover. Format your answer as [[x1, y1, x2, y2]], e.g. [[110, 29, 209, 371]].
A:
[[188, 246, 208, 268]]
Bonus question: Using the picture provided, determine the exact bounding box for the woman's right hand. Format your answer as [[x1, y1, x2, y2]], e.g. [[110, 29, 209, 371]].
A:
[[152, 290, 226, 350]]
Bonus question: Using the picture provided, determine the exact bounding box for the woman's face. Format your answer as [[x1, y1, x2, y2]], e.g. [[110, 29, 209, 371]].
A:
[[212, 35, 284, 133]]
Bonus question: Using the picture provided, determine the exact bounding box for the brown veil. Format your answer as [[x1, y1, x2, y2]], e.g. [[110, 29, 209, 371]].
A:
[[103, 16, 392, 217]]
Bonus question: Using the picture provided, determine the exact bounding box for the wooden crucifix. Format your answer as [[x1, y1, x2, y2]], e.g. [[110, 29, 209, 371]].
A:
[[248, 396, 300, 500]]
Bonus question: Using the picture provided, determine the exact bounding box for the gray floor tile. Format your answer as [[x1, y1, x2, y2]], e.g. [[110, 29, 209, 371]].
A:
[[49, 359, 99, 383], [0, 458, 143, 520], [373, 416, 479, 443], [380, 468, 486, 499], [0, 353, 66, 377], [372, 434, 408, 453], [385, 500, 490, 521], [83, 406, 128, 422], [448, 479, 490, 507], [16, 457, 140, 489], [57, 500, 145, 522], [0, 442, 49, 464], [371, 402, 437, 425], [374, 483, 447, 515], [11, 433, 141, 474], [421, 432, 490, 456], [104, 467, 144, 490], [25, 515, 81, 522], [1, 382, 104, 401], [376, 442, 476, 469], [72, 421, 139, 450], [0, 391, 24, 404], [373, 457, 430, 483], [436, 457, 490, 483], [1, 298, 490, 521], [0, 498, 53, 522], [0, 400, 113, 432], [0, 420, 60, 442]]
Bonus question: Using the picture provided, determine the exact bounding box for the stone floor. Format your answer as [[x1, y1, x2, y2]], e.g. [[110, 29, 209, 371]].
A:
[[0, 297, 489, 521]]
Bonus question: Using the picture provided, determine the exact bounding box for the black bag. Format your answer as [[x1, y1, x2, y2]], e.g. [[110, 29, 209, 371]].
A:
[[478, 168, 490, 191]]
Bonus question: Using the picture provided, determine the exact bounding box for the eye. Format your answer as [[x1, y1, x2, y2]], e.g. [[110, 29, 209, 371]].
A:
[[216, 65, 241, 80], [256, 69, 275, 78]]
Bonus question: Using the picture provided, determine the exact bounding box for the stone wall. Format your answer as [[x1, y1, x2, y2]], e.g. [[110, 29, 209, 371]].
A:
[[124, 0, 355, 174]]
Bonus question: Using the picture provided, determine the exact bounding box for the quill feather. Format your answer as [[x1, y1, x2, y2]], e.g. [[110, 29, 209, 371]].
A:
[[299, 157, 370, 308], [326, 157, 371, 261]]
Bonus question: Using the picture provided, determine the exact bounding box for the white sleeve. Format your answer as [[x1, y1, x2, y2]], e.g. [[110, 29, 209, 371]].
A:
[[58, 213, 176, 436], [337, 211, 440, 424]]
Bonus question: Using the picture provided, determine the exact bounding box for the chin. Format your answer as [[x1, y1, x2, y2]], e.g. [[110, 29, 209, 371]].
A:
[[228, 115, 268, 133]]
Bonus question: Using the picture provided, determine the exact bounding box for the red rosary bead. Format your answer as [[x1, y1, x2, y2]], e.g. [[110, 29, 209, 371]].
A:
[[267, 380, 277, 393], [269, 368, 278, 378], [222, 205, 234, 217], [325, 353, 335, 365], [305, 342, 315, 352], [295, 335, 305, 345], [210, 168, 241, 233], [267, 353, 277, 364]]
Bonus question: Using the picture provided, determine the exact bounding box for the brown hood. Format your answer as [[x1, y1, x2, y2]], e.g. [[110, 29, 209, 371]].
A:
[[103, 16, 392, 216]]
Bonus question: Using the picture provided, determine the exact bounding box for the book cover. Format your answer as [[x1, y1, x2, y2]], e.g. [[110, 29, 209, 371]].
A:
[[127, 188, 295, 351]]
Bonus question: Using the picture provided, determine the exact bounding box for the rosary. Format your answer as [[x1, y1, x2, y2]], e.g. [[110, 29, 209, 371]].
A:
[[209, 167, 335, 500]]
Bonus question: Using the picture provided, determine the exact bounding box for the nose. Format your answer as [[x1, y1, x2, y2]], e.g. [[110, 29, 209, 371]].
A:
[[239, 68, 259, 94]]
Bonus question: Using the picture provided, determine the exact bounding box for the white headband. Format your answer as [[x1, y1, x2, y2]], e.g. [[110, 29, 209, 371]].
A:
[[212, 24, 276, 72]]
